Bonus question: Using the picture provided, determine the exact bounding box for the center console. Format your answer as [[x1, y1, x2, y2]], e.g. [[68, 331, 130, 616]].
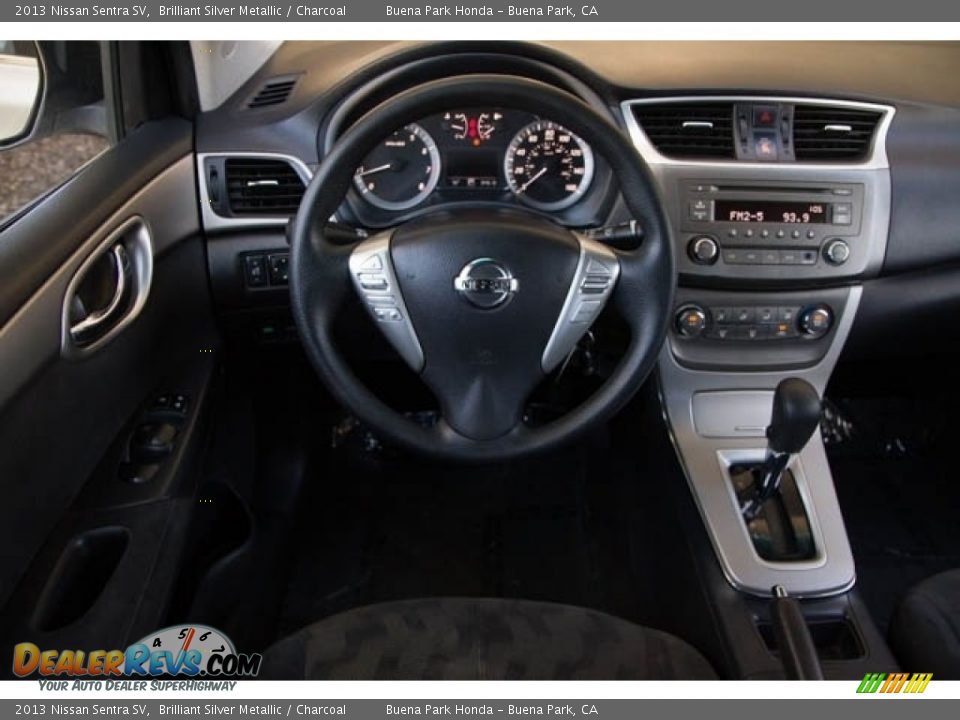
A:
[[622, 96, 894, 598]]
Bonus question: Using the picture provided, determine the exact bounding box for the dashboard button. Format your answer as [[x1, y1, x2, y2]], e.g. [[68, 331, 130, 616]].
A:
[[711, 306, 733, 323], [675, 306, 707, 338], [243, 255, 268, 288], [359, 273, 389, 291], [757, 307, 777, 324], [778, 306, 800, 323], [823, 238, 851, 265], [798, 305, 834, 338], [688, 236, 719, 265], [733, 306, 755, 324]]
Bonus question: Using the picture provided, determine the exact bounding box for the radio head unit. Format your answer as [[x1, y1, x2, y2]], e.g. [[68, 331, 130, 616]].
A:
[[679, 180, 866, 277]]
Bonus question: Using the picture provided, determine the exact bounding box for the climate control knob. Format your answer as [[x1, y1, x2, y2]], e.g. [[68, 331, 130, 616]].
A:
[[688, 236, 719, 265], [798, 304, 834, 339], [675, 305, 708, 338], [823, 238, 851, 266]]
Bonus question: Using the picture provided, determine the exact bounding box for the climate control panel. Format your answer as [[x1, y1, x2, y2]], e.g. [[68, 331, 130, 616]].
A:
[[674, 302, 834, 342]]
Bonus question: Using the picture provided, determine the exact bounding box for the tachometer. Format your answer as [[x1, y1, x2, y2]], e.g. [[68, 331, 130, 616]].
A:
[[504, 120, 594, 211], [354, 124, 441, 211]]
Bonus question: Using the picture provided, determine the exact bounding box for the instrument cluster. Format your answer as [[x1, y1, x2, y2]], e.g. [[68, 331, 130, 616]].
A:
[[347, 108, 598, 224]]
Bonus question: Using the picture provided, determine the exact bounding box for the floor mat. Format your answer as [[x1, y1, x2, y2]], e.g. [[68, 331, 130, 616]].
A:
[[826, 395, 960, 633], [276, 429, 668, 641]]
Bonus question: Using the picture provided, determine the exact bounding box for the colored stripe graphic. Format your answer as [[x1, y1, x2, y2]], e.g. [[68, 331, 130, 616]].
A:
[[857, 672, 932, 693]]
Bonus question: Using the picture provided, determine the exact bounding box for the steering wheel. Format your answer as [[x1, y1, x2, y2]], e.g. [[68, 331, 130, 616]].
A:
[[289, 76, 675, 462]]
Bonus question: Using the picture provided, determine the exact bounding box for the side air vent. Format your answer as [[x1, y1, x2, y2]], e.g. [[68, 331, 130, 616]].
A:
[[225, 158, 306, 215], [631, 102, 735, 159], [246, 76, 299, 109], [793, 105, 883, 161]]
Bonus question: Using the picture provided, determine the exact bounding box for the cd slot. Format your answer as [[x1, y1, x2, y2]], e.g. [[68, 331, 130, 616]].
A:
[[713, 185, 837, 195]]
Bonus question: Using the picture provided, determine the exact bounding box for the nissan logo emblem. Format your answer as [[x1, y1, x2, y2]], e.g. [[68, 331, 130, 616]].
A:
[[453, 258, 519, 309]]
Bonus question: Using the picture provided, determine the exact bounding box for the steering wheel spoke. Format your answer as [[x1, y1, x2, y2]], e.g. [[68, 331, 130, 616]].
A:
[[542, 233, 620, 373], [348, 231, 425, 372]]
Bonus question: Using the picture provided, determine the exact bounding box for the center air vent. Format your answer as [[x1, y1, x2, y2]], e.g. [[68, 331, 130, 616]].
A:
[[793, 105, 883, 161], [225, 158, 306, 215], [631, 102, 735, 159]]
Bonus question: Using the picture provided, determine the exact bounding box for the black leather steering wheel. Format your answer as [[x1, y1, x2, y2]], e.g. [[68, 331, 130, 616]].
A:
[[289, 75, 675, 461]]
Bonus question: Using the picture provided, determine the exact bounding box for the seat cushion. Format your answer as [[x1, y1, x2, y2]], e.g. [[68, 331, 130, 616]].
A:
[[261, 597, 717, 679], [889, 569, 960, 678]]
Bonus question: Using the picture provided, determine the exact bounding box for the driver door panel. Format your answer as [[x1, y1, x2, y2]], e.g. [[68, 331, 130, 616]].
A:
[[0, 119, 219, 662]]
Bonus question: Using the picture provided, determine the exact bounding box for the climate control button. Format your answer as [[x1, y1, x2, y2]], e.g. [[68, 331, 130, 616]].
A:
[[675, 305, 708, 338], [798, 304, 834, 338]]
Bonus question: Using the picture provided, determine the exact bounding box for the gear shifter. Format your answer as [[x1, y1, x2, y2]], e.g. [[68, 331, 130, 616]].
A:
[[741, 378, 822, 520]]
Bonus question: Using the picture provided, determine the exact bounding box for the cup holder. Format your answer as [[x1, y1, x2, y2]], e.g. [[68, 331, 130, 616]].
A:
[[31, 527, 130, 632]]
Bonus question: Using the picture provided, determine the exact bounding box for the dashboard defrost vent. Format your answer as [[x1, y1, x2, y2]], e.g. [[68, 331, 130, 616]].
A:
[[631, 102, 735, 159], [247, 76, 299, 109], [792, 105, 883, 161], [225, 158, 305, 215]]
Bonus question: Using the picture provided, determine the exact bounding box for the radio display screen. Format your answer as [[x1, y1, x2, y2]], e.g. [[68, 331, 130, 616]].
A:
[[714, 200, 829, 224]]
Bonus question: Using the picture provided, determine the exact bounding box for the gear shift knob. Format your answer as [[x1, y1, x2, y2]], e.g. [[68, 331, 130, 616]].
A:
[[767, 378, 822, 455], [741, 378, 822, 521]]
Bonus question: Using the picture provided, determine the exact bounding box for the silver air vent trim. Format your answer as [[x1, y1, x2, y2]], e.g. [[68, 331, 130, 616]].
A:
[[197, 152, 314, 232], [621, 96, 895, 171]]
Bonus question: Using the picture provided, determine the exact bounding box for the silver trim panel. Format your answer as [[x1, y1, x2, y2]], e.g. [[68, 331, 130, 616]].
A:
[[196, 151, 313, 232], [541, 235, 620, 373], [658, 286, 862, 598], [348, 233, 425, 372], [621, 95, 895, 171]]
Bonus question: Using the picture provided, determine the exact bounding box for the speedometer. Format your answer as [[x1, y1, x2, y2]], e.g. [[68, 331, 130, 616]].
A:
[[504, 120, 594, 211], [353, 124, 441, 211]]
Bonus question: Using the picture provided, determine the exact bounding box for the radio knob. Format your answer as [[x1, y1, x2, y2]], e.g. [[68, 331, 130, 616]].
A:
[[823, 238, 851, 266], [798, 304, 834, 339], [675, 305, 707, 338], [688, 236, 719, 265]]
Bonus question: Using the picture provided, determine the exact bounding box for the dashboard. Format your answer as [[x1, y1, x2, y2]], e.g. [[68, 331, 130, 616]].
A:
[[341, 108, 605, 227], [198, 40, 960, 363]]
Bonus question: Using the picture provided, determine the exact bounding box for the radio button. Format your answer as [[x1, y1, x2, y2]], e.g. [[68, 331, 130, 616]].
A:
[[833, 202, 853, 225], [688, 236, 719, 265], [743, 250, 762, 264], [823, 238, 851, 266], [760, 229, 770, 239], [800, 251, 818, 265], [776, 230, 786, 239], [722, 248, 744, 264], [761, 250, 780, 265], [791, 229, 801, 239]]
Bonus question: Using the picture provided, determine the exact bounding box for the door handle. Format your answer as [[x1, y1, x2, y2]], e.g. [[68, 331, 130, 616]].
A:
[[69, 244, 131, 346]]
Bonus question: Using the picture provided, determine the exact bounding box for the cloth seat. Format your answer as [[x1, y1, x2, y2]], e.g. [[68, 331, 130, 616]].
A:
[[889, 569, 960, 678], [260, 597, 716, 679]]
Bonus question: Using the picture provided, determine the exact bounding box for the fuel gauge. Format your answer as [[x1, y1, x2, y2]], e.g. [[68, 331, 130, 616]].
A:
[[443, 111, 502, 146]]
